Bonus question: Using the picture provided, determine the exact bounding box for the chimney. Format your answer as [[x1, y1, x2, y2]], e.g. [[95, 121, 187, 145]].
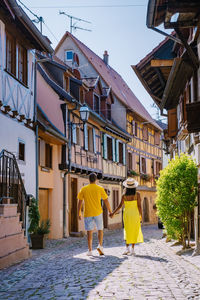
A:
[[103, 50, 109, 65]]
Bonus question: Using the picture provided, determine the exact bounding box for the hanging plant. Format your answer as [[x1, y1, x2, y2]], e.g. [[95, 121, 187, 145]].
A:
[[140, 173, 151, 181], [128, 169, 139, 177]]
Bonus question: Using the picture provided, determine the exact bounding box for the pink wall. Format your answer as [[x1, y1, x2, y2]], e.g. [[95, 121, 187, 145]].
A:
[[37, 72, 65, 134]]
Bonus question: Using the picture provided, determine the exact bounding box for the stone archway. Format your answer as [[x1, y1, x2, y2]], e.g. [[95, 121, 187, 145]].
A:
[[143, 197, 149, 222]]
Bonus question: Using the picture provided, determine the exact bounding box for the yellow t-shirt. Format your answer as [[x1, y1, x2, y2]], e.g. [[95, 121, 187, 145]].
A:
[[77, 184, 108, 217]]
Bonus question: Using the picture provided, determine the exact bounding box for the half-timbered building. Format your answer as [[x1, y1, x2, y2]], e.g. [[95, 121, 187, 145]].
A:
[[0, 0, 53, 268], [134, 0, 200, 252], [55, 32, 162, 226]]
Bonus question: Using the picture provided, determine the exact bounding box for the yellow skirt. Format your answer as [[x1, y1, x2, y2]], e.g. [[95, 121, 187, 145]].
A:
[[123, 201, 143, 244]]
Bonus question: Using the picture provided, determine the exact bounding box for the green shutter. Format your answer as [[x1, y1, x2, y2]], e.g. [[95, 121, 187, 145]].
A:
[[84, 123, 88, 150], [93, 128, 96, 154], [123, 143, 126, 165], [103, 134, 107, 159], [116, 140, 119, 163], [112, 138, 116, 162], [72, 124, 77, 144]]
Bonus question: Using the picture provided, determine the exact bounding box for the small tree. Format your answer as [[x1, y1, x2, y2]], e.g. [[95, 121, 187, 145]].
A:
[[156, 153, 198, 249]]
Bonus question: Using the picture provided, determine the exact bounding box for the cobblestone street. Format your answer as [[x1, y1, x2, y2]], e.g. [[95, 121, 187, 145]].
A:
[[1, 225, 200, 300]]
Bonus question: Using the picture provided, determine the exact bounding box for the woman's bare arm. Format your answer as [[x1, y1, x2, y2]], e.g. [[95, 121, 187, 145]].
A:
[[110, 196, 125, 217], [137, 192, 142, 218]]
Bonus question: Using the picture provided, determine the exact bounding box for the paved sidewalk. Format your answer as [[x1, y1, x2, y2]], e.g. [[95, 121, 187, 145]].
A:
[[1, 225, 200, 299]]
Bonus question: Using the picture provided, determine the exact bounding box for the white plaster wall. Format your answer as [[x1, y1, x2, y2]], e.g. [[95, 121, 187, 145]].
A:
[[0, 112, 36, 196]]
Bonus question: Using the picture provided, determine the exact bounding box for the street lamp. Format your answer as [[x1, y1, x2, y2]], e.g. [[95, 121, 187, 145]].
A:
[[79, 104, 90, 123]]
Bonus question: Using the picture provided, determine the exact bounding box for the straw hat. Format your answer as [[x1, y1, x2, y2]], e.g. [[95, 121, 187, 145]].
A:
[[123, 177, 138, 188]]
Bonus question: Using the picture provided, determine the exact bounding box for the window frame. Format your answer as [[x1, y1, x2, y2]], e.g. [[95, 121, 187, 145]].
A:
[[140, 155, 147, 174], [45, 143, 53, 169], [93, 93, 100, 114], [65, 50, 74, 61], [18, 139, 25, 162]]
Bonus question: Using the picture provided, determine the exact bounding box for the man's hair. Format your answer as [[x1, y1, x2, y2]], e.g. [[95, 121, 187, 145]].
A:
[[89, 173, 97, 183]]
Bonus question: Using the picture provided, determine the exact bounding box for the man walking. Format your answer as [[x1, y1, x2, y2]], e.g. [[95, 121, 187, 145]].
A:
[[77, 173, 112, 256]]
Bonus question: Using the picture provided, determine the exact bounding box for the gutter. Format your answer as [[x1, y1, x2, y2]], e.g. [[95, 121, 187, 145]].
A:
[[8, 0, 53, 53]]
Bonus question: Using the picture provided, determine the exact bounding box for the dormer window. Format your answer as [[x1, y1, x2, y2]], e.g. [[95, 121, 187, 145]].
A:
[[65, 50, 73, 61], [94, 94, 100, 114], [107, 103, 111, 120]]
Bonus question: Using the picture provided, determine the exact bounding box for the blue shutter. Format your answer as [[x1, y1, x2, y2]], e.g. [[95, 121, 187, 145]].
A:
[[116, 140, 119, 163], [112, 138, 116, 162], [103, 134, 107, 159], [72, 124, 77, 144], [93, 128, 96, 154], [84, 123, 88, 150], [123, 143, 126, 165]]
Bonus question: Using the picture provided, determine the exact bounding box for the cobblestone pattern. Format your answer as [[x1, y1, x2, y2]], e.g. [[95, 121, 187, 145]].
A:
[[0, 225, 200, 300]]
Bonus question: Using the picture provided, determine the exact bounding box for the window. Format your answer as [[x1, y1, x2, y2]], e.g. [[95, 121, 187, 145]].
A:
[[142, 125, 148, 141], [18, 141, 25, 161], [76, 126, 80, 145], [128, 152, 132, 170], [113, 190, 119, 211], [107, 103, 111, 120], [18, 44, 27, 85], [6, 32, 27, 85], [65, 50, 73, 61], [155, 161, 162, 176], [141, 156, 146, 174], [6, 32, 16, 75], [45, 143, 52, 168], [107, 137, 113, 160], [94, 94, 100, 114], [70, 79, 80, 101], [135, 122, 138, 137], [119, 142, 123, 164]]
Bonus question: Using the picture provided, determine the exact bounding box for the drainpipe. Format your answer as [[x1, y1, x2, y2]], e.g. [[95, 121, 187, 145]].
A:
[[63, 102, 78, 237], [34, 54, 39, 201]]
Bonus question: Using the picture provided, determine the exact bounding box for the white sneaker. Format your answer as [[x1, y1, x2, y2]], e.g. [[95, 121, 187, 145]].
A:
[[97, 244, 104, 255], [86, 250, 93, 256], [130, 248, 135, 256], [122, 247, 130, 255]]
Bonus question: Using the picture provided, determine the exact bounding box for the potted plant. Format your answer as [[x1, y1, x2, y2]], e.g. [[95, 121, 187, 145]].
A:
[[28, 198, 51, 249], [128, 169, 139, 177], [140, 173, 151, 181]]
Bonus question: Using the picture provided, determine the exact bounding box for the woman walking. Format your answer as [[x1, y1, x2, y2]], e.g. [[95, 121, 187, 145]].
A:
[[110, 178, 143, 255]]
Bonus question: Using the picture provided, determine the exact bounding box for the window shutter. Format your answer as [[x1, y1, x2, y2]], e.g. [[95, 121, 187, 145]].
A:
[[93, 128, 96, 154], [103, 134, 107, 159], [40, 139, 45, 166], [132, 153, 136, 170], [142, 126, 148, 141], [116, 140, 119, 163], [132, 120, 135, 135], [155, 131, 160, 146], [84, 123, 88, 150], [168, 108, 177, 138], [123, 143, 126, 165], [72, 124, 77, 144], [112, 138, 116, 162]]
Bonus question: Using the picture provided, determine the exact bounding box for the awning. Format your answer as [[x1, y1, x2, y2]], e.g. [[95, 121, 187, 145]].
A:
[[161, 57, 193, 110]]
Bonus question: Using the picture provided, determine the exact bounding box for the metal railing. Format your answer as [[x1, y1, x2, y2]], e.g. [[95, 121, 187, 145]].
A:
[[0, 149, 27, 229]]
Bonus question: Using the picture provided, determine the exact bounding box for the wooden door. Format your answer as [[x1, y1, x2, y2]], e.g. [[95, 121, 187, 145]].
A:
[[70, 178, 78, 233], [143, 197, 149, 223], [39, 189, 49, 222]]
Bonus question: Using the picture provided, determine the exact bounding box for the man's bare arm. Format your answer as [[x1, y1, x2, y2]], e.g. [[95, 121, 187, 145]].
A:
[[104, 198, 112, 214], [78, 199, 83, 220]]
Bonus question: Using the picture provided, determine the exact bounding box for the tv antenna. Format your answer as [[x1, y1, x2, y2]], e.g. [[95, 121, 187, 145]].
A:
[[59, 12, 92, 33]]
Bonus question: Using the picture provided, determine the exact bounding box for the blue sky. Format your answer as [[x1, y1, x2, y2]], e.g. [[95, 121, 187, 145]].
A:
[[18, 0, 168, 120]]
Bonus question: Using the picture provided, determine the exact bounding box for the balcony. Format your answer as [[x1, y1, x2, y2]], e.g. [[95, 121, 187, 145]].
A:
[[186, 102, 200, 133]]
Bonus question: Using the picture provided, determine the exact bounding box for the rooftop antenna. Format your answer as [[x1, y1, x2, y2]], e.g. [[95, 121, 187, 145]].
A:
[[59, 11, 92, 33]]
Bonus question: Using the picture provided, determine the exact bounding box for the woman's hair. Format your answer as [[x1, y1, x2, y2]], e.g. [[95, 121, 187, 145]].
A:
[[124, 188, 136, 196]]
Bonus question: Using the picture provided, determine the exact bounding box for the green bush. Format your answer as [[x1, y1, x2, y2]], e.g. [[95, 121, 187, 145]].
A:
[[28, 197, 51, 235], [156, 153, 198, 248]]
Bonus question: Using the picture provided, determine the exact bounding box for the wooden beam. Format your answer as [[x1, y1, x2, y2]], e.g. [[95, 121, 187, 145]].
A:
[[151, 59, 174, 67], [175, 28, 199, 69], [168, 1, 200, 13]]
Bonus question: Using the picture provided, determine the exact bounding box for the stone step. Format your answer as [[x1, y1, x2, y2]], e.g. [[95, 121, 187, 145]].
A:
[[0, 231, 28, 257], [0, 246, 31, 270], [0, 216, 22, 238], [0, 204, 18, 217]]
